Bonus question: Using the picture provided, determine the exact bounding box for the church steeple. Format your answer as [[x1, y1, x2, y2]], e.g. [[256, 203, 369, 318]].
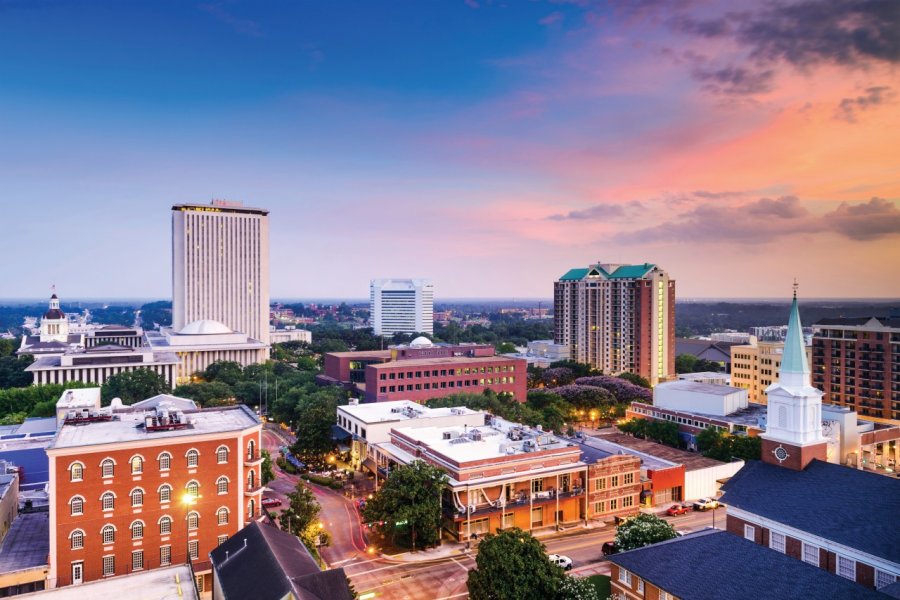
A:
[[779, 282, 810, 388]]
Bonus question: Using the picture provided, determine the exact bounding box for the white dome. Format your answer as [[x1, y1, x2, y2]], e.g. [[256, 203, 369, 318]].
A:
[[179, 319, 233, 335], [409, 336, 433, 348]]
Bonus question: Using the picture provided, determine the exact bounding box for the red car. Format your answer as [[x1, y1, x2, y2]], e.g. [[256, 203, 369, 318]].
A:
[[666, 503, 691, 516], [261, 497, 282, 509]]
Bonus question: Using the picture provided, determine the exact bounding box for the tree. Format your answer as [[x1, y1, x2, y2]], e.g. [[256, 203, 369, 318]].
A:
[[466, 528, 564, 600], [203, 360, 244, 386], [101, 368, 170, 405], [495, 341, 517, 354], [361, 460, 446, 551], [614, 513, 677, 551], [279, 481, 327, 551], [697, 428, 760, 461], [617, 372, 651, 389], [261, 449, 275, 485], [0, 354, 34, 388], [290, 388, 343, 466], [675, 354, 698, 374], [173, 381, 235, 407], [556, 576, 597, 600]]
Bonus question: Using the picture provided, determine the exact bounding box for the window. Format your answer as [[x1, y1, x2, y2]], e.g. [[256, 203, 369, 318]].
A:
[[837, 555, 856, 580], [216, 446, 229, 464], [623, 473, 634, 485], [186, 480, 199, 498], [618, 568, 632, 586], [195, 574, 204, 592], [622, 496, 634, 508], [609, 498, 618, 510], [186, 449, 199, 468], [217, 476, 229, 495], [160, 546, 171, 566], [593, 501, 605, 513], [130, 521, 144, 540], [187, 511, 199, 530], [158, 452, 171, 471], [744, 525, 755, 541], [248, 499, 256, 518], [101, 492, 115, 511], [217, 507, 229, 525], [876, 570, 898, 589], [70, 496, 84, 516], [70, 529, 84, 550], [610, 475, 619, 487], [660, 592, 669, 600], [769, 531, 786, 553], [248, 470, 256, 490], [100, 459, 114, 478], [637, 579, 644, 593], [188, 540, 199, 560], [70, 462, 84, 482], [159, 516, 172, 535], [247, 440, 256, 460], [130, 488, 144, 507], [218, 535, 228, 546], [802, 543, 819, 566], [594, 478, 606, 491], [130, 455, 143, 474], [531, 479, 543, 493], [102, 556, 115, 577], [159, 484, 172, 503], [101, 525, 115, 544], [132, 550, 143, 571]]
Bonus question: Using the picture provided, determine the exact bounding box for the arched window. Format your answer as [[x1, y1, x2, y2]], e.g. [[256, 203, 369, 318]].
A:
[[247, 439, 256, 460], [130, 455, 144, 474], [101, 524, 115, 544], [187, 511, 199, 530], [70, 529, 85, 550], [70, 496, 84, 516], [186, 449, 199, 468], [216, 445, 229, 464], [130, 488, 144, 507], [159, 484, 172, 503], [247, 499, 256, 519], [100, 458, 115, 478], [158, 452, 172, 471], [247, 470, 256, 490], [158, 515, 172, 535], [101, 492, 115, 511], [130, 520, 144, 540], [216, 507, 229, 525], [69, 462, 84, 482], [216, 476, 229, 495], [185, 480, 200, 498]]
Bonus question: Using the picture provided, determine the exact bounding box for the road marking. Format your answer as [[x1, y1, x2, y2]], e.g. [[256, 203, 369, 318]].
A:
[[450, 557, 470, 574]]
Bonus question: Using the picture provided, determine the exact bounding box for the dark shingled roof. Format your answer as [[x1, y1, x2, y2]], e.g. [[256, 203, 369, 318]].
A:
[[720, 460, 900, 564], [608, 529, 886, 600], [209, 521, 353, 600]]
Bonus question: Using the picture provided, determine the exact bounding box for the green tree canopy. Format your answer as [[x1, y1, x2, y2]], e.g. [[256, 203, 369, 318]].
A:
[[617, 372, 651, 388], [361, 460, 447, 551], [173, 381, 235, 407], [614, 513, 677, 551], [289, 387, 345, 466], [466, 528, 565, 600], [101, 368, 170, 405]]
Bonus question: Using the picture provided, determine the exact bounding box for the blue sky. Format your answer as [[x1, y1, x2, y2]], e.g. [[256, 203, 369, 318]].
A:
[[1, 0, 898, 300]]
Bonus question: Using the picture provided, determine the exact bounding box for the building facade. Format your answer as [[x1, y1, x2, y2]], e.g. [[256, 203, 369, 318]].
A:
[[811, 317, 899, 420], [731, 338, 813, 404], [172, 201, 270, 347], [553, 263, 675, 385], [26, 345, 179, 387], [369, 278, 434, 336], [46, 403, 263, 590], [18, 293, 84, 358]]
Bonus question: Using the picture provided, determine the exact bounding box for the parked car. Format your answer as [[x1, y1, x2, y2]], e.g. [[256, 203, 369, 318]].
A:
[[548, 554, 573, 570], [601, 541, 619, 556], [666, 503, 691, 516], [692, 498, 720, 511], [261, 497, 282, 509]]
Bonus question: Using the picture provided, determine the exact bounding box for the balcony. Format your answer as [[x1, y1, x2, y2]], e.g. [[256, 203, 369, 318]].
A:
[[245, 452, 264, 466], [245, 484, 263, 496], [445, 488, 584, 521]]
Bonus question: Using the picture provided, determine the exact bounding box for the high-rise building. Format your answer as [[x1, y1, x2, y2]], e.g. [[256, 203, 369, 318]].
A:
[[369, 278, 433, 336], [172, 201, 270, 347], [731, 338, 813, 404], [553, 263, 674, 385], [811, 316, 900, 420]]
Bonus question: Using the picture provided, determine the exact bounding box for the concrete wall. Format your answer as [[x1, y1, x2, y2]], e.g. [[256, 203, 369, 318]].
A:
[[683, 460, 744, 500]]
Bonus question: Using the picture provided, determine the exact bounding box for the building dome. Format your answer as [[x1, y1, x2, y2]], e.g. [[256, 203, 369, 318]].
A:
[[409, 336, 433, 348], [179, 319, 233, 335]]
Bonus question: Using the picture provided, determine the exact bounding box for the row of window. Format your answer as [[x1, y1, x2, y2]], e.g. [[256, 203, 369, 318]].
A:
[[617, 568, 647, 595], [592, 495, 635, 514], [378, 365, 517, 381], [97, 539, 224, 577], [592, 473, 635, 491], [378, 377, 515, 394], [69, 475, 245, 515], [70, 509, 230, 548]]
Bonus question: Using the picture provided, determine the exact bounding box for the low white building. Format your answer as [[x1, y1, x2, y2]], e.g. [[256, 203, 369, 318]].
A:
[[654, 380, 748, 417], [677, 371, 731, 386], [26, 344, 179, 387], [269, 328, 312, 344]]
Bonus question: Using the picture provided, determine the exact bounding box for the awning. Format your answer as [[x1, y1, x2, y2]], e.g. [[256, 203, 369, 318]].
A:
[[331, 425, 352, 442], [362, 457, 377, 473]]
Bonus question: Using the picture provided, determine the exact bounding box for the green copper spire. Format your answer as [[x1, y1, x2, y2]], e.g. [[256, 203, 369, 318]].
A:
[[781, 283, 809, 377]]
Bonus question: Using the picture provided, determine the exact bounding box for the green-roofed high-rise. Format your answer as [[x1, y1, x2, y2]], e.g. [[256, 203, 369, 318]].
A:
[[553, 262, 675, 385]]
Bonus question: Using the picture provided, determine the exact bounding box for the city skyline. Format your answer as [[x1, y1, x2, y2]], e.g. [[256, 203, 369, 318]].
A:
[[1, 1, 899, 299]]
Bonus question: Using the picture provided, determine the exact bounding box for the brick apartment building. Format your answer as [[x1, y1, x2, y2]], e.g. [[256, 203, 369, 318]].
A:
[[46, 402, 263, 591], [321, 339, 526, 403], [811, 317, 900, 420]]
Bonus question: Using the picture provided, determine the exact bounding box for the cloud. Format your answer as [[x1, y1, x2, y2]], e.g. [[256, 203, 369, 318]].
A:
[[199, 3, 261, 37], [690, 65, 775, 95], [614, 196, 900, 244], [548, 200, 644, 221], [539, 12, 564, 26], [692, 190, 748, 200], [836, 86, 894, 122]]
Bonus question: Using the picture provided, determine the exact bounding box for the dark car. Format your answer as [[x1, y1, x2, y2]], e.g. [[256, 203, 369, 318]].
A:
[[666, 503, 691, 516], [601, 541, 618, 556]]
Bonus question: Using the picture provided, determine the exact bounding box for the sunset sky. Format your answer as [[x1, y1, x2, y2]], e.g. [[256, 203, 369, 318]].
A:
[[1, 0, 898, 300]]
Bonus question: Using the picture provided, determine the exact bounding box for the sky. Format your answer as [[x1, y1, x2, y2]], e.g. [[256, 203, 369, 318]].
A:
[[1, 0, 898, 300]]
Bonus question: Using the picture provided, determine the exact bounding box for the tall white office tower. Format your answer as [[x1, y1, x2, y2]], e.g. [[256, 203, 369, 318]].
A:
[[172, 201, 270, 349], [369, 279, 434, 336]]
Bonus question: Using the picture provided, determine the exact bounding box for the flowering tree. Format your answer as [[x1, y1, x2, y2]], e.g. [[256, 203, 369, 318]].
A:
[[614, 513, 677, 551]]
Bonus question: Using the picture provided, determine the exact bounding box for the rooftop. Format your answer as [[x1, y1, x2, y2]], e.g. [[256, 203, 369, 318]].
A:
[[48, 405, 260, 451], [720, 459, 900, 564], [634, 400, 767, 429], [368, 355, 523, 368], [589, 432, 725, 471], [608, 529, 885, 600], [325, 350, 392, 359], [578, 436, 677, 471], [0, 512, 49, 574], [338, 400, 482, 425], [56, 388, 101, 410], [17, 565, 197, 599], [656, 380, 744, 397], [558, 263, 657, 281]]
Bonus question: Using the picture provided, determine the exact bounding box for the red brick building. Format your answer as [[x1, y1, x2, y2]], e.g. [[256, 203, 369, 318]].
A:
[[47, 403, 262, 591]]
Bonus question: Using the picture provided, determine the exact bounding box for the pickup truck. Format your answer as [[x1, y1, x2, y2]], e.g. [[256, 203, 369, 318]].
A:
[[692, 498, 720, 511]]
